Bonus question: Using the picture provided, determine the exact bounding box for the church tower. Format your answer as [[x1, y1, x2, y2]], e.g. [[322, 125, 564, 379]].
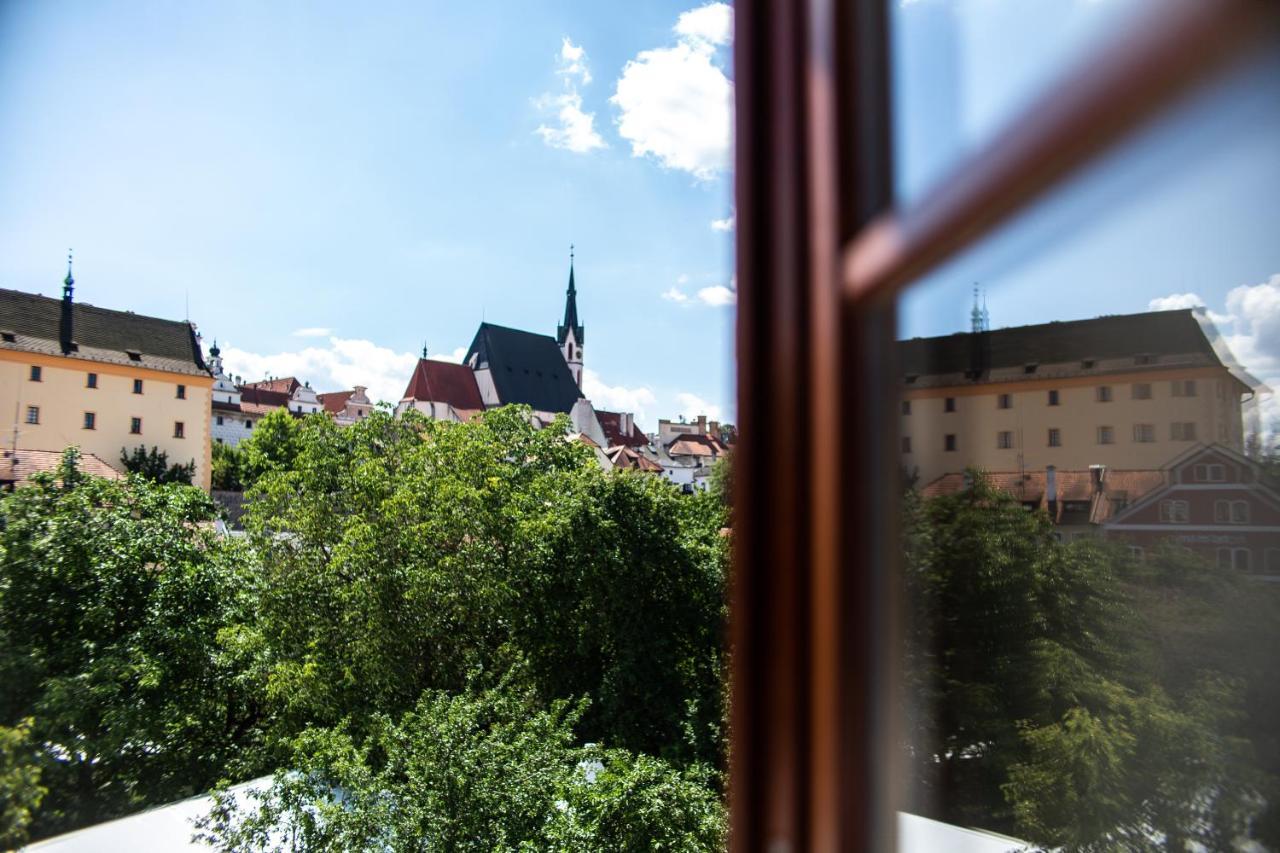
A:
[[556, 246, 585, 389]]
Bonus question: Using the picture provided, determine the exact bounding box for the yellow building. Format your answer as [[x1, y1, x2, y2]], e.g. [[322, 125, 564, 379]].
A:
[[900, 308, 1264, 488], [0, 270, 213, 490]]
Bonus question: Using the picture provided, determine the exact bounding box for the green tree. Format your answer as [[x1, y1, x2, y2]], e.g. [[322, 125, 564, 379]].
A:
[[0, 469, 266, 840], [903, 471, 1273, 849], [119, 444, 197, 484], [195, 683, 725, 852], [212, 440, 247, 491], [240, 406, 727, 766], [240, 407, 303, 484], [0, 718, 46, 849]]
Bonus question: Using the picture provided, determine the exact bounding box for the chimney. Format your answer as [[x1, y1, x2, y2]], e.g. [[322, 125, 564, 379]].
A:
[[697, 414, 707, 434], [1046, 465, 1058, 521], [60, 251, 75, 354], [1089, 464, 1106, 494]]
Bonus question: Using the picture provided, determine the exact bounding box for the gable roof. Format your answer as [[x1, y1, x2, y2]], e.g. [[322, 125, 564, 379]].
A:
[[464, 323, 582, 414], [317, 390, 353, 414], [898, 309, 1236, 387], [243, 377, 302, 395], [402, 358, 486, 411], [1, 448, 123, 485], [0, 287, 209, 377], [597, 410, 649, 448]]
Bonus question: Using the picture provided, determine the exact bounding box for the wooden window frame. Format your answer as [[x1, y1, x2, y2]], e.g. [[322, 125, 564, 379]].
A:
[[730, 0, 1273, 849]]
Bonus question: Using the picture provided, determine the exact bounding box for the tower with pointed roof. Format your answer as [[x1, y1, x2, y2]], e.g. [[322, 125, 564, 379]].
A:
[[556, 246, 585, 389]]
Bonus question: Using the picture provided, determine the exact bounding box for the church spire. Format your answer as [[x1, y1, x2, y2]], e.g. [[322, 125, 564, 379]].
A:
[[556, 244, 584, 347]]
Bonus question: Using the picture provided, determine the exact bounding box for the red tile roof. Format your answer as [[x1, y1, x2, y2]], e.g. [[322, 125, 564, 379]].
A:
[[243, 377, 301, 395], [668, 433, 724, 458], [317, 390, 353, 414], [402, 358, 485, 411], [921, 469, 1167, 524], [237, 386, 294, 418], [606, 445, 664, 472], [1, 449, 123, 485], [597, 410, 649, 448]]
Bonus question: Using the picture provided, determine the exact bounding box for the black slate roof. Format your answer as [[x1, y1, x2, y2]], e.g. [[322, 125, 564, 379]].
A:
[[0, 287, 209, 376], [465, 322, 582, 414], [898, 309, 1219, 377]]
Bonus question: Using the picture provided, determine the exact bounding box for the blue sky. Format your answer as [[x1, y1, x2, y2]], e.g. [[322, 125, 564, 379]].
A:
[[0, 1, 735, 425]]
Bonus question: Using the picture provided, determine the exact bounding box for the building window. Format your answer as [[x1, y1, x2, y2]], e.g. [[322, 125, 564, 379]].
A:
[[1214, 500, 1250, 524], [901, 436, 911, 454], [1129, 545, 1145, 561], [1097, 425, 1115, 445], [133, 378, 144, 394], [1171, 422, 1197, 441], [216, 415, 225, 426], [997, 431, 1014, 449], [1132, 383, 1152, 400], [29, 365, 41, 381], [1171, 379, 1197, 397], [1267, 548, 1280, 575], [25, 406, 39, 425], [997, 393, 1012, 409], [944, 397, 956, 413], [1159, 499, 1189, 524], [1048, 428, 1062, 447], [1216, 548, 1251, 572], [1047, 389, 1060, 406], [1081, 359, 1095, 370], [1133, 423, 1156, 443], [130, 417, 142, 435], [944, 434, 957, 452], [174, 421, 185, 439], [901, 400, 911, 415], [246, 420, 254, 430], [86, 372, 98, 388], [83, 412, 96, 430], [1096, 385, 1113, 402], [1193, 463, 1226, 482], [177, 384, 186, 399]]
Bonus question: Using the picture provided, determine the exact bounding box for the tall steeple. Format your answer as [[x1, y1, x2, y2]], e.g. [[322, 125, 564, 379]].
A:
[[60, 250, 75, 353], [557, 245, 585, 389]]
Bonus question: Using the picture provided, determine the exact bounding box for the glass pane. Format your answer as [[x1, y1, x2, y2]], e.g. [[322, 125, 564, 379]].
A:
[[889, 0, 1155, 205], [896, 40, 1280, 850]]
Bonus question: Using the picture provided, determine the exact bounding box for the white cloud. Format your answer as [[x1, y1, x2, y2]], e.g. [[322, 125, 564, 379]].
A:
[[1147, 293, 1234, 330], [675, 2, 733, 45], [221, 337, 420, 405], [697, 284, 735, 306], [711, 214, 735, 232], [291, 326, 331, 338], [535, 37, 606, 153], [556, 36, 591, 85], [433, 346, 469, 364], [535, 91, 606, 153], [583, 368, 657, 426], [675, 391, 723, 422], [611, 3, 733, 180], [662, 287, 690, 303]]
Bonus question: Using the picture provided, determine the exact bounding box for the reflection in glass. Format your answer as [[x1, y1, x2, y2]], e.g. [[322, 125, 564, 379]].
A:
[[896, 39, 1280, 851]]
